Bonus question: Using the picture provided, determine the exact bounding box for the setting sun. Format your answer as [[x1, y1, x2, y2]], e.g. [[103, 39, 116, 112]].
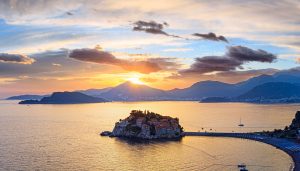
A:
[[127, 77, 145, 85]]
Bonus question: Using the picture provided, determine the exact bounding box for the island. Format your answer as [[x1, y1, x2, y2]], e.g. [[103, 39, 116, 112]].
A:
[[101, 110, 184, 139], [19, 92, 108, 104], [6, 94, 46, 100]]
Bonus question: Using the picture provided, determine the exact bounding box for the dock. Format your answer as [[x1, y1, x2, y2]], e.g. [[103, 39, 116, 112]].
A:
[[184, 132, 300, 171]]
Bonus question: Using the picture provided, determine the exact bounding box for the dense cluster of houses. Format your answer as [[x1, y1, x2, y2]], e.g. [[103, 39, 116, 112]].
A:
[[111, 110, 183, 139]]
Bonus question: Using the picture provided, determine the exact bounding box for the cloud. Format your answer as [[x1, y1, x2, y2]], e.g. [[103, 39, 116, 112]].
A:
[[69, 48, 118, 64], [114, 52, 182, 71], [163, 48, 192, 52], [0, 49, 181, 80], [69, 48, 163, 74], [0, 49, 120, 78], [133, 20, 168, 35], [132, 20, 182, 38], [140, 77, 159, 83], [52, 63, 61, 66], [296, 57, 300, 63], [66, 12, 73, 16], [0, 53, 35, 64], [1, 0, 300, 52], [179, 46, 276, 75], [168, 68, 278, 84], [227, 46, 277, 62], [193, 32, 228, 43], [180, 56, 242, 74], [133, 21, 228, 43], [147, 57, 182, 71]]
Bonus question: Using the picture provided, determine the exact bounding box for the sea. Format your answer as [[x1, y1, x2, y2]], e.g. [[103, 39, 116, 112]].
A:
[[0, 100, 297, 170]]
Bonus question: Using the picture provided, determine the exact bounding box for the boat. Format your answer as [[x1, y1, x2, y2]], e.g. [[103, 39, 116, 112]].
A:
[[238, 164, 248, 171], [240, 169, 248, 171], [238, 164, 246, 168], [238, 117, 244, 127]]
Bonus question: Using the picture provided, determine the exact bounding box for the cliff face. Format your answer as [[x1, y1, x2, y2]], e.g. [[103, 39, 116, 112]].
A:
[[112, 110, 183, 139]]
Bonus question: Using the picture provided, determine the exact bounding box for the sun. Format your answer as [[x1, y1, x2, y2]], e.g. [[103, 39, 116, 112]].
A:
[[127, 77, 145, 85]]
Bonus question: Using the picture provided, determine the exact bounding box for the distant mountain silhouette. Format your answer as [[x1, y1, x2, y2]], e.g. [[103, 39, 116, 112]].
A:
[[167, 73, 300, 100], [168, 81, 236, 100], [19, 92, 108, 104], [235, 74, 275, 90], [238, 82, 300, 100], [6, 94, 45, 100], [237, 74, 300, 88], [77, 87, 112, 97], [10, 68, 300, 103], [201, 82, 300, 103], [97, 73, 300, 101], [274, 67, 300, 78], [100, 81, 171, 101]]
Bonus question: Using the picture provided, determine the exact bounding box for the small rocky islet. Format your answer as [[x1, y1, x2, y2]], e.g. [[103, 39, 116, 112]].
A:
[[101, 110, 184, 140]]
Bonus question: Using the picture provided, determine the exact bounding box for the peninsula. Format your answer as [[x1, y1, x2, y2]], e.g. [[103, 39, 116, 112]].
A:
[[101, 110, 184, 139]]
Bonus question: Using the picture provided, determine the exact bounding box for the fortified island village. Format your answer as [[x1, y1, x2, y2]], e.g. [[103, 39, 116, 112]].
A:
[[101, 110, 184, 139]]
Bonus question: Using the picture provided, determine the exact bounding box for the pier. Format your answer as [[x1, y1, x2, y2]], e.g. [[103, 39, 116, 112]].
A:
[[184, 132, 300, 171]]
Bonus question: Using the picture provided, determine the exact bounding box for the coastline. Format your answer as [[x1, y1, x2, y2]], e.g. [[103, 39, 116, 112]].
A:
[[184, 132, 298, 170]]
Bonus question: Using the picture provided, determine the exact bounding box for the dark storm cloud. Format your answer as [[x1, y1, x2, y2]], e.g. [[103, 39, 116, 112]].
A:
[[179, 46, 277, 75], [0, 53, 35, 64], [227, 46, 277, 62], [132, 20, 182, 38], [133, 20, 168, 35], [69, 48, 118, 64], [180, 56, 242, 74], [192, 32, 229, 43], [69, 48, 163, 74], [66, 12, 73, 15]]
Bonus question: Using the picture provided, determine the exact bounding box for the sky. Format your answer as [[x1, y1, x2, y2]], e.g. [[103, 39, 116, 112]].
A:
[[0, 0, 300, 97]]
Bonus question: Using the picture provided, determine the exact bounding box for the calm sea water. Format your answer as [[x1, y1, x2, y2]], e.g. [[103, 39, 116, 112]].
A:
[[0, 100, 298, 170]]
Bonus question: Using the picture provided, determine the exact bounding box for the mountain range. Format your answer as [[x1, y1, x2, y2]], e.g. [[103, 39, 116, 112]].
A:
[[7, 68, 300, 103]]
